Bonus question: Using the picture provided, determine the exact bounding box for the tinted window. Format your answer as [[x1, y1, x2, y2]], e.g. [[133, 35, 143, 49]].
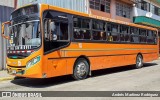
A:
[[43, 11, 70, 53], [74, 18, 90, 29], [92, 20, 105, 31], [111, 24, 118, 33], [130, 27, 139, 43], [73, 17, 91, 40], [107, 23, 119, 42], [120, 25, 130, 42], [139, 29, 147, 43], [93, 31, 106, 40], [147, 30, 156, 44]]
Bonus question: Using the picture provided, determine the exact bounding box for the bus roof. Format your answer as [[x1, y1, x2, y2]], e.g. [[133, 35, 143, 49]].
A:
[[15, 3, 158, 31], [44, 4, 157, 31]]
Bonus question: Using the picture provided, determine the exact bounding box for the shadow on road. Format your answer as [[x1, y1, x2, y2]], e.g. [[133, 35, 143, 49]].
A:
[[11, 62, 158, 88], [92, 63, 158, 77]]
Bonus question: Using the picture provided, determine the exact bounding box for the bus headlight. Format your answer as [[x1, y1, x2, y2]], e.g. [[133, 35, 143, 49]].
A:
[[26, 56, 41, 69]]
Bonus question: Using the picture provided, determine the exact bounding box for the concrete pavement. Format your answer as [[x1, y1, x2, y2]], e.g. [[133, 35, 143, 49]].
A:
[[0, 70, 14, 82], [0, 60, 160, 100]]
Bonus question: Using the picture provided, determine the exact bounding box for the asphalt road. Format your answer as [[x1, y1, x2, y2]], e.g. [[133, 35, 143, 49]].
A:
[[0, 59, 160, 100]]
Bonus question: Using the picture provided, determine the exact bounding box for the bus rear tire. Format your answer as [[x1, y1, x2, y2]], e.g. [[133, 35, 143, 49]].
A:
[[72, 58, 89, 80], [135, 54, 143, 69]]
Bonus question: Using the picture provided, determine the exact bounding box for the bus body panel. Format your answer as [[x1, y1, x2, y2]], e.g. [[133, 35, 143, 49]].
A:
[[42, 42, 158, 78], [7, 48, 43, 78]]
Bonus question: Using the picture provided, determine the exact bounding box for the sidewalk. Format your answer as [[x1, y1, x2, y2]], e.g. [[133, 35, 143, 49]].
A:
[[0, 70, 15, 82]]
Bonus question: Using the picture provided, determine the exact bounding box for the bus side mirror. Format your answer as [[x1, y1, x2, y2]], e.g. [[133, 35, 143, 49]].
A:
[[1, 21, 11, 40]]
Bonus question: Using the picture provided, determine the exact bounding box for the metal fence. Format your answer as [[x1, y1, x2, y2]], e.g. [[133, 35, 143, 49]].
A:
[[0, 5, 14, 70], [17, 0, 89, 13]]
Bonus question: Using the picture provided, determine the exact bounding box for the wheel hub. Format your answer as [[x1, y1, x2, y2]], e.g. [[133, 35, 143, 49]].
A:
[[77, 62, 87, 77]]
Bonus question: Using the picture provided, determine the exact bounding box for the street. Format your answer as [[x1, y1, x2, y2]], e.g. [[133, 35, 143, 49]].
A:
[[0, 59, 160, 100]]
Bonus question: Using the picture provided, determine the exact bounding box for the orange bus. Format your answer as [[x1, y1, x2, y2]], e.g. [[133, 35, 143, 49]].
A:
[[1, 4, 159, 80]]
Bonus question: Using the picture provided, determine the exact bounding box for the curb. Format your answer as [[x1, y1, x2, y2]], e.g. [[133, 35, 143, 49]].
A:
[[0, 77, 15, 82]]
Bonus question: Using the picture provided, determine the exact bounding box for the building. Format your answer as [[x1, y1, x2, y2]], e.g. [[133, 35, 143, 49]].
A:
[[17, 0, 135, 23], [0, 0, 16, 70], [89, 0, 135, 23], [133, 0, 160, 34], [17, 0, 160, 29]]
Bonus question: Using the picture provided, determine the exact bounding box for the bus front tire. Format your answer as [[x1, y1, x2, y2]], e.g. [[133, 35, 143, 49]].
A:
[[73, 58, 89, 80], [135, 54, 143, 69]]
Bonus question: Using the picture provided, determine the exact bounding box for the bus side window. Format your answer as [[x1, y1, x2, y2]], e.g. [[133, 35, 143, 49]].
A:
[[107, 32, 113, 42], [74, 29, 84, 39], [147, 30, 154, 44], [50, 21, 57, 41], [44, 19, 49, 40], [130, 27, 139, 43], [120, 25, 130, 42], [154, 31, 157, 44], [111, 23, 119, 42], [140, 29, 147, 43], [73, 17, 91, 40]]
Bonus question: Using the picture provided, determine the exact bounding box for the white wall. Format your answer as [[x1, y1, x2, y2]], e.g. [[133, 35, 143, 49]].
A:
[[0, 0, 14, 7]]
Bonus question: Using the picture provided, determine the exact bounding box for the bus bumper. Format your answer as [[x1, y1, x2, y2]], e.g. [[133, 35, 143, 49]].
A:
[[6, 64, 42, 78]]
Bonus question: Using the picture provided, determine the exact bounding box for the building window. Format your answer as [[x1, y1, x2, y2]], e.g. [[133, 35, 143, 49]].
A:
[[136, 0, 160, 16], [136, 0, 150, 11], [154, 6, 159, 15], [89, 0, 111, 13], [116, 2, 131, 18], [141, 0, 149, 11], [150, 4, 160, 16], [158, 8, 160, 16]]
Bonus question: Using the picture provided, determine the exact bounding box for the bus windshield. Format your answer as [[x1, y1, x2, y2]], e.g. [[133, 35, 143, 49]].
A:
[[9, 20, 41, 49]]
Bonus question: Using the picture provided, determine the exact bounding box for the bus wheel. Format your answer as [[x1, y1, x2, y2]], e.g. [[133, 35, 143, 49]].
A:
[[73, 58, 89, 80], [135, 54, 143, 69]]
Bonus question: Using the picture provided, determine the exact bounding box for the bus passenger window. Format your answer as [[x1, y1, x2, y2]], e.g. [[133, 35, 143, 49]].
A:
[[107, 23, 111, 32], [107, 23, 119, 42], [111, 24, 118, 33], [154, 31, 157, 44], [100, 32, 106, 40], [73, 17, 91, 40], [93, 31, 106, 40], [82, 30, 91, 40], [107, 32, 113, 42], [140, 29, 147, 43], [130, 27, 139, 43], [120, 25, 130, 42], [147, 30, 154, 44], [74, 29, 83, 39]]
